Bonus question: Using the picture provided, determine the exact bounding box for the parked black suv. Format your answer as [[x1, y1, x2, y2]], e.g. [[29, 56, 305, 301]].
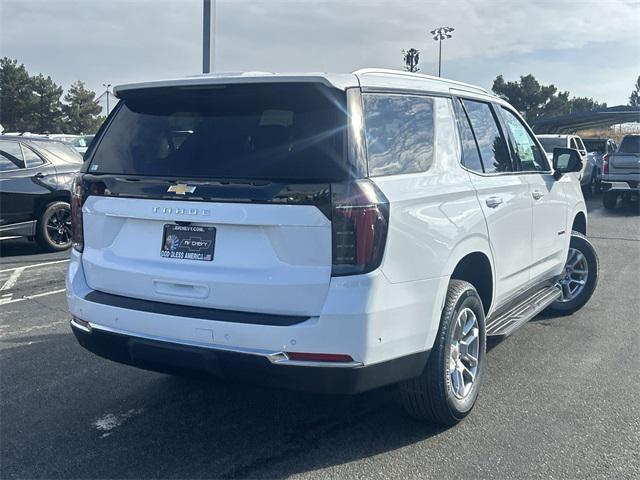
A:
[[0, 136, 83, 250]]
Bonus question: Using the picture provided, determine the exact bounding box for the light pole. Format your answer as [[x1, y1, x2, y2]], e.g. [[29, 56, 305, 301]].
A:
[[202, 0, 216, 73], [430, 26, 454, 77], [102, 83, 112, 115]]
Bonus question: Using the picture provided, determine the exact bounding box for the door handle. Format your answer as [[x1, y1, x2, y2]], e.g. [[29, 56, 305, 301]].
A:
[[485, 196, 503, 208], [532, 189, 545, 200]]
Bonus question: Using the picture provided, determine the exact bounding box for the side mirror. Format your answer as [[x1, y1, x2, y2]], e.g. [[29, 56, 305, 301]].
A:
[[553, 147, 583, 178]]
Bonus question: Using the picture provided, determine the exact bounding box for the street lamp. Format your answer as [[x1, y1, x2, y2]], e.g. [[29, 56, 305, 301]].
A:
[[102, 83, 112, 115], [202, 0, 216, 73], [430, 26, 454, 77]]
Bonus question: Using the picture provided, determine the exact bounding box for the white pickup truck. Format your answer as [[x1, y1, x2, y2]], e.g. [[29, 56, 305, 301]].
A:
[[602, 134, 640, 209]]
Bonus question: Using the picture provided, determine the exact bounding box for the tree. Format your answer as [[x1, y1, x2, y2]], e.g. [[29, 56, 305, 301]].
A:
[[492, 73, 606, 122], [62, 81, 103, 134], [30, 74, 64, 133], [630, 76, 640, 107], [492, 74, 558, 122], [0, 58, 35, 131]]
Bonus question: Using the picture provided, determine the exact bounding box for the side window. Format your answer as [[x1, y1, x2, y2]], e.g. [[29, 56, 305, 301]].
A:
[[500, 107, 549, 172], [453, 98, 483, 173], [0, 140, 25, 172], [21, 144, 45, 168], [362, 93, 434, 176], [461, 99, 512, 173], [570, 138, 578, 150], [575, 137, 586, 152]]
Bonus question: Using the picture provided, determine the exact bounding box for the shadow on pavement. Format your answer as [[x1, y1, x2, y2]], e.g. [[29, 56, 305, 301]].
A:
[[1, 332, 446, 479]]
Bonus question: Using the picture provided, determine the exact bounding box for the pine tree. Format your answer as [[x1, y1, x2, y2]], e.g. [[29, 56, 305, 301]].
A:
[[629, 76, 640, 107], [0, 58, 34, 131], [62, 80, 103, 134], [30, 74, 64, 133]]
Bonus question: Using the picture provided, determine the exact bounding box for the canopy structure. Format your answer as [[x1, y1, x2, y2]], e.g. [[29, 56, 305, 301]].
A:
[[531, 105, 640, 134]]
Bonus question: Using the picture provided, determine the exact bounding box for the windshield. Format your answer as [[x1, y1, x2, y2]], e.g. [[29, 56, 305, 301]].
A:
[[538, 137, 567, 152], [619, 136, 640, 154], [583, 139, 606, 153], [88, 83, 349, 182]]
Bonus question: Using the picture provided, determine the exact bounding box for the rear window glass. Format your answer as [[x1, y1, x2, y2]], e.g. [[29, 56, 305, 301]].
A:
[[88, 83, 349, 181], [583, 139, 606, 153], [538, 137, 567, 152], [461, 99, 511, 173], [619, 136, 640, 154], [362, 94, 434, 176]]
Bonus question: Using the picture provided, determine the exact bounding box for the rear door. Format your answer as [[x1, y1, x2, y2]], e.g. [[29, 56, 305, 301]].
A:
[[0, 140, 52, 226], [454, 98, 532, 305], [80, 83, 351, 316], [498, 106, 569, 283]]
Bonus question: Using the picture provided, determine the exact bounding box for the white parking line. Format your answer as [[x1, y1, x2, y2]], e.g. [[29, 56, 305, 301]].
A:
[[1, 267, 25, 291], [0, 236, 21, 241], [0, 288, 66, 305], [0, 259, 69, 274]]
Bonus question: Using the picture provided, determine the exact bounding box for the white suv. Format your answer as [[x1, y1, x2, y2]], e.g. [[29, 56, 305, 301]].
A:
[[67, 69, 598, 425]]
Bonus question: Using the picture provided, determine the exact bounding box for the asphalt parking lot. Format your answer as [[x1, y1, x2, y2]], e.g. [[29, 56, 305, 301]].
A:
[[1, 194, 639, 479]]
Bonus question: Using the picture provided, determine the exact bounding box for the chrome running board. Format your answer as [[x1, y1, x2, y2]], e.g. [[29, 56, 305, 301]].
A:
[[486, 284, 562, 337]]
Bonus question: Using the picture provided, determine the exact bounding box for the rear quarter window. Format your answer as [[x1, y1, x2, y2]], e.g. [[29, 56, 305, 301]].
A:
[[362, 93, 435, 176]]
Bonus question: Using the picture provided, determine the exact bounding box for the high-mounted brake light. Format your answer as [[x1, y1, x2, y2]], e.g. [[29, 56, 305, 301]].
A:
[[331, 179, 389, 276], [71, 175, 85, 252], [602, 154, 609, 175]]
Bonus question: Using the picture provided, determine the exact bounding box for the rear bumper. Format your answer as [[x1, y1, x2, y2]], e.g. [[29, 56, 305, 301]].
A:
[[602, 180, 639, 192], [71, 320, 429, 394]]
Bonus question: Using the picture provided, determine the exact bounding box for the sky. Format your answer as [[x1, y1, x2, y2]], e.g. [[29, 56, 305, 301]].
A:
[[1, 0, 639, 113]]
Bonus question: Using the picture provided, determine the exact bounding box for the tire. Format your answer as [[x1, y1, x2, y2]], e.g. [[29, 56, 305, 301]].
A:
[[36, 201, 72, 252], [398, 280, 486, 426], [603, 191, 618, 210], [546, 231, 598, 316]]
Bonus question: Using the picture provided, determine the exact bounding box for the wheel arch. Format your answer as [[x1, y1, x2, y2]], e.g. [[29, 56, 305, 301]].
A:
[[445, 236, 495, 316], [34, 191, 71, 223], [572, 211, 587, 235], [450, 252, 494, 316]]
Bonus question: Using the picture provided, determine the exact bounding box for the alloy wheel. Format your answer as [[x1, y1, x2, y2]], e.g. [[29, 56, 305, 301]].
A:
[[449, 307, 480, 399], [46, 207, 72, 245], [558, 247, 589, 302]]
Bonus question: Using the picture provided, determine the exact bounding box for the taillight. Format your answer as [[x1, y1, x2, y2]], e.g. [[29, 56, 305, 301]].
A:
[[602, 154, 609, 175], [71, 175, 85, 252], [331, 179, 389, 276]]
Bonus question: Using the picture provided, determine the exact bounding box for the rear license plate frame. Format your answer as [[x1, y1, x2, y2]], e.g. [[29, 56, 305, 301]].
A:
[[160, 224, 216, 262]]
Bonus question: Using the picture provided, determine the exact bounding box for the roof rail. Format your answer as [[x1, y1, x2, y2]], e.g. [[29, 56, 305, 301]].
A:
[[353, 68, 490, 95]]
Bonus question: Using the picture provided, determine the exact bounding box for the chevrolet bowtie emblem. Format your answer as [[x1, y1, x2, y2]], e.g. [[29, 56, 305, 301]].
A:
[[167, 184, 196, 195]]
